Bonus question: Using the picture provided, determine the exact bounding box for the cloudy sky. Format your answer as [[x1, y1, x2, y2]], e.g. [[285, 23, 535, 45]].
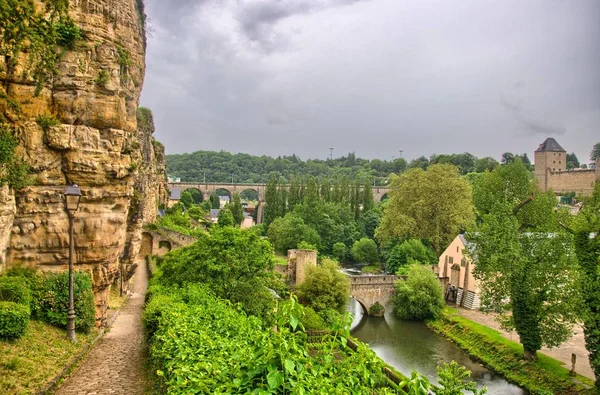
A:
[[140, 0, 600, 163]]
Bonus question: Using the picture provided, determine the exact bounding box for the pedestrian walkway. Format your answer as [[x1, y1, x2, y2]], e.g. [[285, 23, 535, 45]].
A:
[[454, 307, 594, 380], [57, 263, 149, 395]]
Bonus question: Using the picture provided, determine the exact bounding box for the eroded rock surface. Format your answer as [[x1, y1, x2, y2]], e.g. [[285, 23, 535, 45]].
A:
[[1, 0, 162, 326]]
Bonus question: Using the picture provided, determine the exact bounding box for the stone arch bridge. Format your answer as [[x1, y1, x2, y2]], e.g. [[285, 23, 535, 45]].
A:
[[167, 182, 390, 223], [350, 275, 401, 316]]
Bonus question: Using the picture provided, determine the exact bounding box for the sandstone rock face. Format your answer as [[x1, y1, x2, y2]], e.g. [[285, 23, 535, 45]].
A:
[[0, 185, 16, 269], [120, 109, 168, 285], [1, 0, 154, 326]]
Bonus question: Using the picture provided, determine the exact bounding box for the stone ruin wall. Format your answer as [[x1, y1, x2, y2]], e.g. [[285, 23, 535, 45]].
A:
[[546, 169, 597, 195], [0, 0, 165, 326], [287, 249, 317, 285]]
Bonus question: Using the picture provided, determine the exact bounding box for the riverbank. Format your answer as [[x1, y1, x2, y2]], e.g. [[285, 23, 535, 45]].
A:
[[428, 309, 598, 394]]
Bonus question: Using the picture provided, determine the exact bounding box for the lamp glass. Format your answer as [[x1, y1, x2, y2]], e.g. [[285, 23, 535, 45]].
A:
[[64, 184, 82, 212]]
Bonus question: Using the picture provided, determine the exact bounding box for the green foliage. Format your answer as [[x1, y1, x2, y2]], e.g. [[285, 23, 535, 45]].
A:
[[376, 164, 475, 254], [393, 265, 444, 321], [217, 207, 235, 227], [436, 361, 487, 395], [0, 0, 80, 93], [300, 305, 327, 330], [591, 142, 600, 161], [31, 271, 96, 333], [137, 107, 154, 131], [369, 302, 384, 316], [229, 193, 244, 225], [386, 239, 437, 274], [267, 213, 321, 253], [296, 258, 350, 313], [0, 124, 29, 189], [0, 302, 30, 340], [429, 311, 596, 394], [469, 161, 581, 360], [351, 237, 379, 264], [297, 240, 317, 250], [35, 114, 59, 129], [158, 227, 276, 319], [573, 183, 600, 387], [116, 45, 132, 68], [0, 277, 31, 307], [332, 242, 347, 262], [95, 70, 110, 87]]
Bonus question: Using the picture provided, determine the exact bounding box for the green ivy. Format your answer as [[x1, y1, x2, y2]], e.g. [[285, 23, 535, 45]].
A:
[[0, 124, 29, 189], [35, 114, 59, 130]]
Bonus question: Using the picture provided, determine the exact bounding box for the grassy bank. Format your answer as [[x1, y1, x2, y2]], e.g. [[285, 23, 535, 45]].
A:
[[0, 321, 97, 394], [428, 309, 597, 395]]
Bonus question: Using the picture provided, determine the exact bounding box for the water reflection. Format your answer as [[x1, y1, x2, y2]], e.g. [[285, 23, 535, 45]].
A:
[[348, 299, 525, 395]]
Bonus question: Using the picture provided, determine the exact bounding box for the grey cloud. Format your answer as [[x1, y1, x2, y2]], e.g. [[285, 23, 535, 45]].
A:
[[500, 97, 567, 137]]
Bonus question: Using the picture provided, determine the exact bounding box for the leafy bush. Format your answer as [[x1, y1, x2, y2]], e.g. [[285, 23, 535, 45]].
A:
[[95, 70, 110, 87], [217, 208, 234, 227], [267, 213, 321, 253], [394, 265, 444, 321], [34, 272, 96, 333], [386, 239, 437, 274], [351, 237, 379, 264], [55, 18, 82, 49], [296, 240, 317, 250], [296, 258, 350, 313], [0, 301, 30, 339], [301, 305, 326, 330], [0, 277, 31, 307], [35, 114, 59, 130]]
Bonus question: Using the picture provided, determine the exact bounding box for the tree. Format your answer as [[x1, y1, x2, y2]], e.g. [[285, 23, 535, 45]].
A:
[[393, 264, 444, 320], [351, 238, 379, 264], [362, 179, 375, 212], [180, 190, 194, 208], [158, 226, 275, 319], [267, 213, 321, 253], [217, 208, 234, 227], [209, 192, 220, 209], [376, 164, 475, 254], [332, 242, 347, 262], [591, 142, 600, 161], [469, 161, 580, 361], [229, 193, 244, 225], [474, 157, 499, 173], [573, 183, 600, 387], [263, 176, 279, 229], [296, 258, 350, 313], [566, 152, 580, 170], [386, 239, 437, 274]]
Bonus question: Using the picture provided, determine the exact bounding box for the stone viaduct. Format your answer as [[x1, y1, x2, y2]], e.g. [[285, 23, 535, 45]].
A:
[[350, 275, 400, 316], [167, 182, 390, 223]]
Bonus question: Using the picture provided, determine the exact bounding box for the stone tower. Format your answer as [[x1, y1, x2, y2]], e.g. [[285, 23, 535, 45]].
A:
[[534, 138, 566, 191]]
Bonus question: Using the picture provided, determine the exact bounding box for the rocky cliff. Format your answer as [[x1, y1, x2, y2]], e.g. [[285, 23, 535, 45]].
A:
[[0, 0, 162, 325]]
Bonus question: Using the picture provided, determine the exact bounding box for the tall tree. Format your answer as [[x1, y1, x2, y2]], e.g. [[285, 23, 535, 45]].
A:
[[573, 183, 600, 387], [362, 179, 375, 212], [591, 142, 600, 162], [229, 193, 244, 225], [209, 192, 220, 209], [263, 176, 279, 229], [304, 176, 319, 206], [566, 152, 580, 170], [468, 161, 580, 361], [376, 164, 475, 254]]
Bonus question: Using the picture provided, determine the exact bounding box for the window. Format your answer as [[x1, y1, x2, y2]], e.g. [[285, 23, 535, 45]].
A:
[[449, 256, 454, 264], [456, 246, 459, 253], [461, 258, 466, 267]]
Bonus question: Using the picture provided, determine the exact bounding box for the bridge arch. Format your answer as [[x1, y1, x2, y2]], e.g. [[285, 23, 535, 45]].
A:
[[349, 275, 398, 316], [180, 187, 204, 204]]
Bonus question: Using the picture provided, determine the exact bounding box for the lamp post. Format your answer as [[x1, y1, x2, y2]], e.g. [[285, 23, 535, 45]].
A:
[[64, 184, 82, 342]]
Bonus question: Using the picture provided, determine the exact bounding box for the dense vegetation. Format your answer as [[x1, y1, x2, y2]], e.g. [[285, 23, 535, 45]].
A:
[[165, 150, 535, 184], [393, 265, 444, 321]]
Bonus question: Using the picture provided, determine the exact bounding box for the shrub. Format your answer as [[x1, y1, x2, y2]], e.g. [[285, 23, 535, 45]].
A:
[[95, 70, 110, 87], [36, 271, 96, 333], [55, 18, 82, 49], [0, 301, 30, 339], [35, 114, 60, 130], [296, 241, 317, 250], [351, 237, 379, 264], [296, 258, 350, 313], [0, 277, 31, 306], [301, 306, 326, 330], [394, 264, 444, 321]]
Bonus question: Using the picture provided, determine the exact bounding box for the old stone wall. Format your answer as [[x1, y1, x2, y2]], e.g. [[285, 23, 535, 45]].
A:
[[287, 249, 317, 285], [546, 169, 596, 195], [0, 185, 16, 270], [1, 0, 149, 326]]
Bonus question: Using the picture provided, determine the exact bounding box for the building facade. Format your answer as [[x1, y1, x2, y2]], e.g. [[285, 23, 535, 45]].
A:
[[437, 235, 480, 310], [534, 138, 599, 195]]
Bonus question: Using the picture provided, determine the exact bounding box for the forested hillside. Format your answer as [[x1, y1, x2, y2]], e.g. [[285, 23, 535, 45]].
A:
[[166, 150, 535, 183]]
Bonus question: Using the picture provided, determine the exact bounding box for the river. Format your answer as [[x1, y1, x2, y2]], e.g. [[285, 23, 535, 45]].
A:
[[348, 299, 526, 394]]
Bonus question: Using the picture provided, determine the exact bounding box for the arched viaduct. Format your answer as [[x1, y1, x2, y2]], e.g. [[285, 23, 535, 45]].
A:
[[167, 182, 390, 223]]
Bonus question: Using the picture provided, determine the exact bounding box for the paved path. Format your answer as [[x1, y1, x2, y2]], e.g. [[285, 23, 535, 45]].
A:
[[57, 263, 149, 394], [454, 307, 594, 380]]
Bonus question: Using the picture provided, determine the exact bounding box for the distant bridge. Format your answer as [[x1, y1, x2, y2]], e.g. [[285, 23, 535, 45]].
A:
[[167, 182, 390, 204], [350, 275, 400, 316]]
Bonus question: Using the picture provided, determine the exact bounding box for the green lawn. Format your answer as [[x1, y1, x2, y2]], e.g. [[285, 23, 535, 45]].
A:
[[429, 308, 598, 394], [0, 321, 98, 394]]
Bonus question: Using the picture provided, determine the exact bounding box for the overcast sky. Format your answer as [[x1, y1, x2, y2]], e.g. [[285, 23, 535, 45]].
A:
[[140, 0, 600, 163]]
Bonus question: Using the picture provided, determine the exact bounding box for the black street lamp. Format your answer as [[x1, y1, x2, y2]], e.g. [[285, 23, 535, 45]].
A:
[[64, 183, 81, 342]]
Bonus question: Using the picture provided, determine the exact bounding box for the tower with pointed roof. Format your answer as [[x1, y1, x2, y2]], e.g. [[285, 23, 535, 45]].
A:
[[534, 138, 566, 191]]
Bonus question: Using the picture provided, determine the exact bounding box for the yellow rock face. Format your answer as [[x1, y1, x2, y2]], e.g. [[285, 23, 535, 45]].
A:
[[0, 0, 162, 326]]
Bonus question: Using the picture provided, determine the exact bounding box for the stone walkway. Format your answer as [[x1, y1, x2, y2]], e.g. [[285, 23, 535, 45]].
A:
[[454, 307, 594, 380], [56, 263, 149, 395]]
